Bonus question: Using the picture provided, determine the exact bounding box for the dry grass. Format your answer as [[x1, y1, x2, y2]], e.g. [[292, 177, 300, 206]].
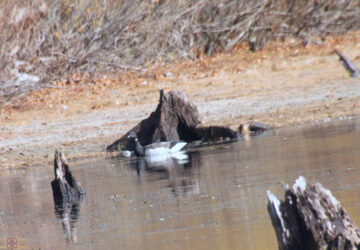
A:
[[1, 0, 359, 107]]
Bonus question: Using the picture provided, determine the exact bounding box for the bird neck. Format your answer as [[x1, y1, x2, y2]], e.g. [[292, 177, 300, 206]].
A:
[[134, 138, 145, 156]]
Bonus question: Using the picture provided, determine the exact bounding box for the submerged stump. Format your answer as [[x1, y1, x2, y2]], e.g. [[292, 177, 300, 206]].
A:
[[267, 176, 360, 250], [51, 149, 85, 199], [106, 89, 239, 152]]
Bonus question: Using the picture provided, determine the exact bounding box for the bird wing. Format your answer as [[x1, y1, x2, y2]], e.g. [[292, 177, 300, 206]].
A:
[[144, 141, 186, 154], [145, 141, 171, 150], [170, 142, 187, 153]]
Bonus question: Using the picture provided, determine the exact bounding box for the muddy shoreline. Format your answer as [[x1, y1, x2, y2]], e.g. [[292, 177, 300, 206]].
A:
[[1, 35, 360, 170]]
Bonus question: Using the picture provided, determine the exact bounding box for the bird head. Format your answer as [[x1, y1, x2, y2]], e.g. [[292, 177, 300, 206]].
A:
[[127, 131, 138, 139]]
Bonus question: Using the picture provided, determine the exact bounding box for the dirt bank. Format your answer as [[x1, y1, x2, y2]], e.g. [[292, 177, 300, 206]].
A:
[[1, 33, 360, 171]]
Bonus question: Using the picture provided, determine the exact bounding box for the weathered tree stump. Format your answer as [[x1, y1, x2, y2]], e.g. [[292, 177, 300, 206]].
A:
[[51, 149, 85, 199], [106, 90, 239, 152], [335, 50, 360, 78], [106, 90, 200, 151], [267, 176, 360, 250]]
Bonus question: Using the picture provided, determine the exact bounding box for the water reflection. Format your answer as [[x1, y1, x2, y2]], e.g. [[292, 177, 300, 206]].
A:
[[129, 151, 201, 197], [53, 196, 85, 245]]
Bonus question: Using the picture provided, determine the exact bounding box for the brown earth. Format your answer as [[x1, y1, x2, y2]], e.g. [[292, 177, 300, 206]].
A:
[[1, 32, 360, 171]]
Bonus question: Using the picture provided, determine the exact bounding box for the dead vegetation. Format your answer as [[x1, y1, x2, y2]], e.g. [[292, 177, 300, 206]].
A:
[[1, 0, 360, 107]]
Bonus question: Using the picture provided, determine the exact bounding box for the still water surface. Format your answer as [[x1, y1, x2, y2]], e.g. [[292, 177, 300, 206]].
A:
[[1, 120, 360, 249]]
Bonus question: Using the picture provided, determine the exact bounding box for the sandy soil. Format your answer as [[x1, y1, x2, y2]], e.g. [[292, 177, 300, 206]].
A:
[[1, 32, 360, 171]]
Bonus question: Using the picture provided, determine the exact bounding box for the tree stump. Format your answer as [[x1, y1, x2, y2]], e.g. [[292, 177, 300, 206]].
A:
[[51, 149, 85, 199], [267, 176, 360, 250], [106, 89, 239, 152]]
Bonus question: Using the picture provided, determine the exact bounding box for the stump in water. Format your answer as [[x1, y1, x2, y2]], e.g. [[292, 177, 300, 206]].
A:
[[107, 90, 200, 151], [106, 90, 239, 152], [51, 149, 85, 199], [267, 176, 360, 250]]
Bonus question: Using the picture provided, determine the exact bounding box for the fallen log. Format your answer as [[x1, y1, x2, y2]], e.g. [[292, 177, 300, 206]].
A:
[[51, 149, 85, 199], [267, 176, 360, 250], [335, 50, 360, 78], [106, 90, 239, 152]]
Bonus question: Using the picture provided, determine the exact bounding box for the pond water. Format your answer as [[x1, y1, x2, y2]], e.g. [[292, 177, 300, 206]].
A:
[[1, 119, 360, 249]]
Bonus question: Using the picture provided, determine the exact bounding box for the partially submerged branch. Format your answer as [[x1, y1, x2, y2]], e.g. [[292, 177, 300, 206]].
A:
[[335, 50, 360, 78]]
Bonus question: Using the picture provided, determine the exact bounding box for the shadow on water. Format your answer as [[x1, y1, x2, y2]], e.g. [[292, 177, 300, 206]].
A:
[[52, 195, 85, 245]]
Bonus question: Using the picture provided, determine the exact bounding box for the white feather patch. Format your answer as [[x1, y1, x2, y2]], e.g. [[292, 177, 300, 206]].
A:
[[170, 142, 187, 153]]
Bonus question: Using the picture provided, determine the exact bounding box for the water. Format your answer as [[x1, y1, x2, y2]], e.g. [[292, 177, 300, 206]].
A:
[[1, 120, 360, 249]]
